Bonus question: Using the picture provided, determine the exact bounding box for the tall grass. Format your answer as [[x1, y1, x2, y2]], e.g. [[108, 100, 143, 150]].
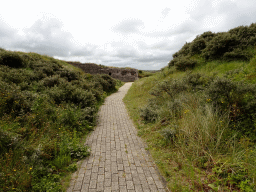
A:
[[124, 63, 256, 191]]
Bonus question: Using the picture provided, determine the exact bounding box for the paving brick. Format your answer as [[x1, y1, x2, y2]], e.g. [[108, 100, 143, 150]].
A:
[[127, 180, 135, 190], [69, 83, 167, 192]]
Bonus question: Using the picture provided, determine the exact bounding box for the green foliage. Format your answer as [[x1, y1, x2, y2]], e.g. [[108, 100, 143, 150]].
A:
[[170, 56, 198, 71], [124, 23, 256, 192], [0, 50, 122, 191], [228, 23, 256, 47], [126, 66, 256, 191], [0, 51, 24, 68], [160, 126, 177, 143], [207, 78, 256, 138], [189, 31, 216, 55], [138, 70, 155, 78], [202, 33, 239, 60], [172, 42, 191, 58], [168, 23, 256, 71], [140, 99, 159, 123], [31, 173, 62, 192]]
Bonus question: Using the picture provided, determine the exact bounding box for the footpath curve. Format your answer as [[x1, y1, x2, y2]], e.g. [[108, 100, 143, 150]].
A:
[[67, 83, 167, 192]]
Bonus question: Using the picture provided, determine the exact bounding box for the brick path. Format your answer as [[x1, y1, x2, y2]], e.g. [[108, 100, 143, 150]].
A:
[[67, 83, 167, 192]]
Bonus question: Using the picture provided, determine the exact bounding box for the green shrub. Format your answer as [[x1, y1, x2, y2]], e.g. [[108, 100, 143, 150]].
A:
[[202, 33, 239, 60], [0, 87, 34, 118], [0, 51, 25, 68], [170, 56, 197, 71], [59, 69, 80, 82], [172, 42, 192, 58], [31, 173, 62, 192], [150, 79, 189, 99], [42, 75, 63, 88], [0, 50, 122, 191], [140, 99, 159, 123], [93, 74, 116, 92], [189, 39, 206, 55], [66, 163, 77, 172], [160, 126, 177, 143], [0, 129, 21, 154], [207, 78, 256, 138], [188, 31, 216, 55], [0, 67, 35, 85], [229, 23, 256, 47], [223, 48, 253, 61], [46, 83, 96, 108]]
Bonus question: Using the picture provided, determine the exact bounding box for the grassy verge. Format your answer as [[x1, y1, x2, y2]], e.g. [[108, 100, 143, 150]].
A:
[[124, 57, 256, 191], [0, 49, 123, 191]]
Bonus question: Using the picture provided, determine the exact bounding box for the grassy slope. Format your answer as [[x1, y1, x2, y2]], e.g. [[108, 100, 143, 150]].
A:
[[0, 50, 124, 191], [124, 56, 256, 191]]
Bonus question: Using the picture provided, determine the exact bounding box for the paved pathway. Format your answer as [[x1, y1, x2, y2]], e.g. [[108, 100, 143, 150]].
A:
[[67, 83, 167, 192]]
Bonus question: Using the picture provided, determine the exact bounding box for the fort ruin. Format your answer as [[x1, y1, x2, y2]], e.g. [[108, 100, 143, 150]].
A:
[[68, 62, 139, 82]]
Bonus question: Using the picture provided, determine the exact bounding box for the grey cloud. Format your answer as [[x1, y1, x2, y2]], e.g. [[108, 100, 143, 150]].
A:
[[216, 0, 238, 14], [70, 45, 97, 57], [115, 48, 139, 58], [0, 17, 17, 49], [18, 18, 73, 56], [0, 18, 16, 39], [0, 17, 96, 58], [112, 18, 144, 34], [215, 0, 256, 30], [188, 0, 214, 22], [161, 8, 171, 18], [145, 18, 201, 38]]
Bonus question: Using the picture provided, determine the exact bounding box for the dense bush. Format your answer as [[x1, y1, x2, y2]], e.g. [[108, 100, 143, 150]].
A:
[[129, 23, 256, 191], [189, 38, 206, 55], [58, 69, 80, 81], [174, 56, 197, 71], [207, 78, 256, 137], [0, 51, 24, 68], [136, 70, 256, 190], [168, 56, 197, 71], [0, 49, 122, 191], [223, 48, 252, 61], [143, 73, 256, 139], [172, 42, 191, 58], [202, 33, 239, 60], [140, 99, 159, 123], [168, 23, 256, 70], [228, 23, 256, 47], [188, 31, 216, 55]]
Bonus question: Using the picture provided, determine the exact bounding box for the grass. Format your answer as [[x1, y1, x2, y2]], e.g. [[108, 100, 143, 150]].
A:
[[124, 55, 256, 191], [0, 49, 124, 191]]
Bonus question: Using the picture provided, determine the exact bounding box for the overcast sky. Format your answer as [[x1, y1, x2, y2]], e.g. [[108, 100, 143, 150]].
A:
[[0, 0, 256, 70]]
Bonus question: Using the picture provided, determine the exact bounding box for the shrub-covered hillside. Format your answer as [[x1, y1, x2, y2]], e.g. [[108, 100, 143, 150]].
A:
[[124, 23, 256, 191], [169, 23, 256, 71], [0, 49, 123, 191]]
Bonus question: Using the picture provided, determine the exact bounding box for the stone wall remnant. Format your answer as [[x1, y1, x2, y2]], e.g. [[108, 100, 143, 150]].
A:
[[68, 62, 138, 82]]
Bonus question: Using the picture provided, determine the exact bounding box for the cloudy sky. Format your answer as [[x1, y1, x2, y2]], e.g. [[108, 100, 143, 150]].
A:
[[0, 0, 256, 70]]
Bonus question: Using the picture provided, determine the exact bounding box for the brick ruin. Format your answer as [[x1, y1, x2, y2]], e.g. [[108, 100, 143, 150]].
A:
[[67, 62, 138, 82]]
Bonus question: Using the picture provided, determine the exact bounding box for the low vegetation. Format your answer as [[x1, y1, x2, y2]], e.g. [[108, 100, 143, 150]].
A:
[[138, 70, 155, 79], [124, 23, 256, 191], [0, 49, 123, 191]]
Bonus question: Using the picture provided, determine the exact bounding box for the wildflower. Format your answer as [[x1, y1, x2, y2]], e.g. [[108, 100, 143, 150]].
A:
[[30, 167, 32, 170]]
